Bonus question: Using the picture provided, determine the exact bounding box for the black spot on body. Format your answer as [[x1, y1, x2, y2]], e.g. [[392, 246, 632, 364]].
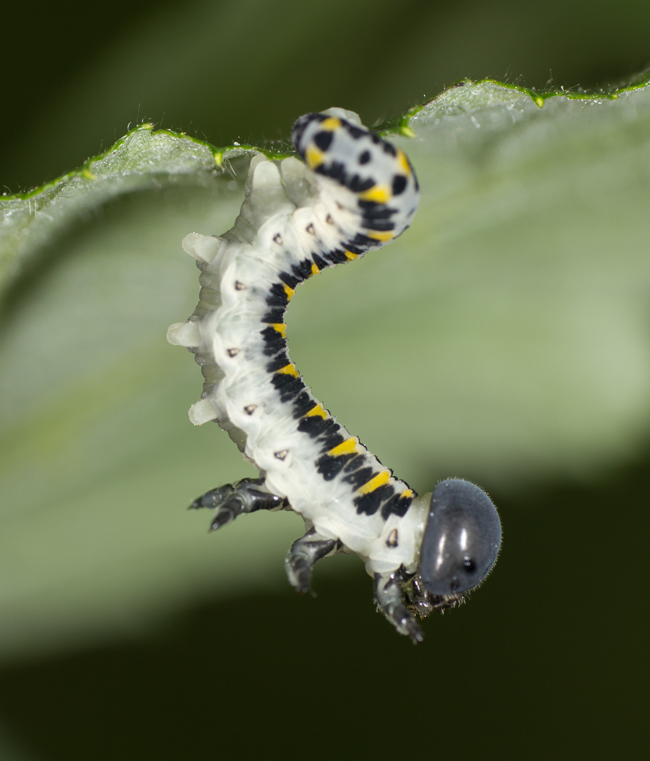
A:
[[266, 282, 289, 308], [324, 249, 349, 264], [348, 175, 375, 194], [359, 150, 371, 165], [313, 130, 334, 152], [316, 160, 346, 183], [362, 219, 396, 232], [392, 174, 407, 196], [342, 242, 364, 256], [343, 453, 366, 473], [317, 419, 340, 441], [292, 259, 314, 281], [343, 467, 375, 489], [271, 373, 305, 402], [279, 271, 300, 289], [346, 125, 366, 140], [382, 142, 397, 157], [320, 431, 345, 453], [312, 253, 328, 271], [261, 326, 286, 356], [297, 414, 329, 438], [381, 492, 413, 520], [262, 307, 285, 324], [266, 351, 290, 373], [292, 392, 317, 418], [358, 201, 397, 218], [316, 452, 356, 481], [350, 232, 376, 249], [354, 483, 395, 516], [292, 113, 327, 151], [297, 415, 340, 441]]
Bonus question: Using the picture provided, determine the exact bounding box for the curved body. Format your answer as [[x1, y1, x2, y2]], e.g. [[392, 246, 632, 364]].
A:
[[168, 109, 501, 640]]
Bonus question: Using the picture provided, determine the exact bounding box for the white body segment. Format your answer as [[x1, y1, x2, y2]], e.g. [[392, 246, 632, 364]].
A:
[[171, 111, 425, 577]]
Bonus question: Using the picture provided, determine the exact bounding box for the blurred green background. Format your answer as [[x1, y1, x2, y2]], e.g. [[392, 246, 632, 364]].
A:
[[1, 0, 650, 759]]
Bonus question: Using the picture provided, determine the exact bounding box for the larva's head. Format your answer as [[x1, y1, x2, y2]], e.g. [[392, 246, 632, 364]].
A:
[[417, 479, 501, 602], [291, 111, 420, 243]]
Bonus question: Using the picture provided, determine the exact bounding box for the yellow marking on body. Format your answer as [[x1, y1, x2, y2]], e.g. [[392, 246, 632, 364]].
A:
[[311, 263, 320, 275], [397, 149, 411, 176], [320, 117, 342, 131], [271, 323, 286, 338], [402, 488, 414, 499], [283, 284, 295, 300], [344, 250, 359, 260], [359, 470, 391, 494], [359, 185, 391, 204], [367, 231, 394, 242], [328, 438, 359, 457], [305, 403, 327, 418], [277, 364, 299, 377], [306, 145, 324, 169]]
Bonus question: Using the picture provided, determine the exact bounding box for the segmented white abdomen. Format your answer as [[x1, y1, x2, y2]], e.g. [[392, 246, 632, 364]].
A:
[[168, 108, 423, 576]]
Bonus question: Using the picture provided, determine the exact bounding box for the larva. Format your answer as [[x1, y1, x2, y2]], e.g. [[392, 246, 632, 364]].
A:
[[167, 108, 501, 641]]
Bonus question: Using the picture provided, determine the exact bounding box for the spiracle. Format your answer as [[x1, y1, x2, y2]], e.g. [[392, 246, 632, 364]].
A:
[[167, 108, 501, 641]]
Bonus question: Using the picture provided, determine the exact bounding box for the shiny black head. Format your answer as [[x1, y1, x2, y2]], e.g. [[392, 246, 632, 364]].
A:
[[418, 479, 501, 598]]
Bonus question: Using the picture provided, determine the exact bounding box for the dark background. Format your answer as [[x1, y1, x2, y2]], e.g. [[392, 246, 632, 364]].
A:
[[1, 0, 649, 758]]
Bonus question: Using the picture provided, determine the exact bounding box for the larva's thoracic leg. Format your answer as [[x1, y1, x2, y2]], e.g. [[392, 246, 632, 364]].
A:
[[374, 571, 424, 644], [286, 528, 343, 594], [189, 478, 286, 531]]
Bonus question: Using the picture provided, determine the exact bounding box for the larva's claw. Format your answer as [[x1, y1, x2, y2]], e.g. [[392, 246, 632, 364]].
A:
[[404, 617, 424, 644], [374, 571, 425, 641], [285, 555, 311, 594], [286, 530, 342, 594], [209, 508, 237, 532], [190, 478, 285, 531], [188, 484, 234, 511]]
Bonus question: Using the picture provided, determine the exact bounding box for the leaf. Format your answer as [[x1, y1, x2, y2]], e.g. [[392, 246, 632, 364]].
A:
[[0, 124, 279, 299], [1, 79, 649, 658]]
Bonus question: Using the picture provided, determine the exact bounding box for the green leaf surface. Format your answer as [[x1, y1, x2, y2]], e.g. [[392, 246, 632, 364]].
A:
[[1, 79, 649, 659]]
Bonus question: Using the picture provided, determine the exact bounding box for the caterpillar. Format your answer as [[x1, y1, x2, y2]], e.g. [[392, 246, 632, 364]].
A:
[[167, 108, 501, 641]]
